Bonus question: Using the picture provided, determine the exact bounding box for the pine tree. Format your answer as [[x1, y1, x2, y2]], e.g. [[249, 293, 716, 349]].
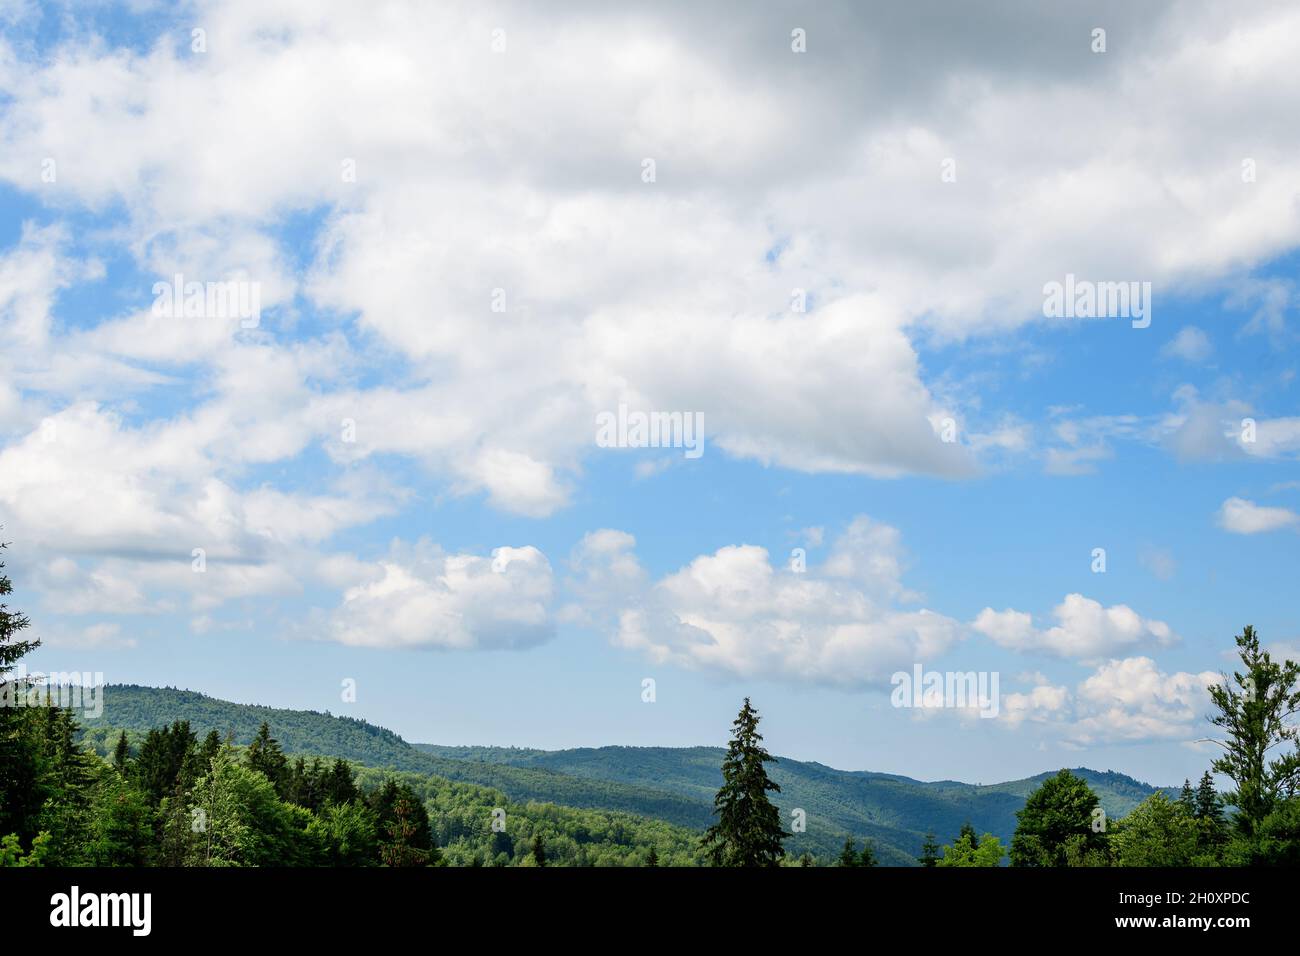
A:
[[919, 832, 940, 867], [646, 845, 659, 867], [858, 841, 878, 867], [323, 758, 359, 805], [699, 698, 789, 867], [1179, 778, 1195, 813], [838, 837, 860, 867], [1194, 771, 1224, 824], [532, 832, 546, 867], [112, 732, 130, 774], [246, 721, 288, 795], [958, 821, 978, 846], [0, 538, 44, 845], [1208, 625, 1300, 836]]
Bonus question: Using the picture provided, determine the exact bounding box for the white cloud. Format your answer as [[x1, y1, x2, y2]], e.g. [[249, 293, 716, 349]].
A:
[[578, 516, 962, 686], [1217, 496, 1300, 534], [1069, 657, 1220, 745], [1160, 326, 1213, 362], [320, 540, 555, 650], [972, 593, 1176, 661]]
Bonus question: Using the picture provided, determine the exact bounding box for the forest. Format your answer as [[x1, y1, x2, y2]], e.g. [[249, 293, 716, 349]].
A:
[[3, 541, 1300, 867]]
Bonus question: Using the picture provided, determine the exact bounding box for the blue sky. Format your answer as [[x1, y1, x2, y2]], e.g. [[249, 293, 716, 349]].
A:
[[1, 0, 1298, 786]]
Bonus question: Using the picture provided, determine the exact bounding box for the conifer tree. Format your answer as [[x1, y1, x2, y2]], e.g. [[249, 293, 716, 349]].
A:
[[646, 845, 659, 867], [0, 538, 43, 844], [112, 731, 130, 774], [919, 832, 940, 867], [532, 832, 546, 867], [1179, 778, 1195, 813], [1194, 771, 1224, 824], [838, 837, 860, 867], [699, 698, 789, 867], [247, 721, 288, 794], [1208, 626, 1300, 837]]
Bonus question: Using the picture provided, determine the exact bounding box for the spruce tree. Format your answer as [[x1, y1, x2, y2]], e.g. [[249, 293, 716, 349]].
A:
[[532, 832, 546, 867], [1194, 771, 1224, 824], [247, 721, 288, 795], [838, 837, 860, 867], [699, 698, 789, 867], [1179, 778, 1195, 813], [858, 840, 878, 867], [1208, 625, 1300, 836], [646, 845, 659, 867], [919, 832, 940, 867], [0, 538, 44, 844], [112, 731, 130, 773]]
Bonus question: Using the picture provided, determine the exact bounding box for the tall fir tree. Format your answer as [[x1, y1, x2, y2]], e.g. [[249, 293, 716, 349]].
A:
[[246, 721, 288, 795], [919, 832, 940, 867], [0, 538, 44, 845], [531, 832, 546, 867], [699, 698, 789, 867], [1208, 625, 1300, 836], [836, 837, 857, 867], [112, 731, 130, 774]]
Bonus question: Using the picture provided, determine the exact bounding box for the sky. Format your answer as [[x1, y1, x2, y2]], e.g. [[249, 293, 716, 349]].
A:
[[0, 0, 1298, 786]]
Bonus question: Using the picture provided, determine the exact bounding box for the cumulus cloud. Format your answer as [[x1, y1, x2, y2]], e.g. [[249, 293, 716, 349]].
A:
[[972, 593, 1176, 661], [1217, 496, 1300, 534], [320, 540, 555, 650], [994, 658, 1219, 745], [575, 516, 962, 686]]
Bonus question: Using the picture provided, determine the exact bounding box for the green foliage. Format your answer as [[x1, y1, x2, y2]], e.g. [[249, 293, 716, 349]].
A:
[[700, 699, 789, 867], [936, 830, 1005, 867], [0, 830, 50, 867], [918, 832, 939, 867], [1207, 626, 1300, 837], [1110, 793, 1201, 867], [84, 684, 1184, 866], [1010, 769, 1106, 867], [0, 542, 44, 845]]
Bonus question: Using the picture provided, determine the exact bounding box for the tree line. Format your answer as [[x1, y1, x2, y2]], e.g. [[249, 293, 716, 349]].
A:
[[3, 536, 1299, 866]]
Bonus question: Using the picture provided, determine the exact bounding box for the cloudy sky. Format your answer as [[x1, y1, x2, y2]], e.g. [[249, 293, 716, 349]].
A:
[[1, 0, 1298, 784]]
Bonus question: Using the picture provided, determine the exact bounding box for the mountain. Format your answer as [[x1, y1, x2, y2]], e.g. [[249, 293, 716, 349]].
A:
[[82, 684, 1177, 865]]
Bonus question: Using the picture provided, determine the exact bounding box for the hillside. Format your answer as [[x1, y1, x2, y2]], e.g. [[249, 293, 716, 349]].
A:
[[84, 684, 1177, 865]]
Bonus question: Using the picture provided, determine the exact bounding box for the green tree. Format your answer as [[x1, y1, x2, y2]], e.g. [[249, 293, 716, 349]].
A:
[[1110, 792, 1199, 867], [375, 783, 437, 867], [918, 832, 940, 867], [646, 845, 659, 867], [699, 698, 789, 867], [84, 771, 154, 866], [1207, 626, 1300, 837], [0, 539, 44, 846], [112, 732, 130, 774], [1178, 779, 1195, 813], [937, 831, 1006, 867], [246, 722, 288, 795], [531, 832, 546, 867], [310, 800, 378, 867], [838, 837, 860, 867], [186, 746, 306, 866], [1010, 769, 1106, 867]]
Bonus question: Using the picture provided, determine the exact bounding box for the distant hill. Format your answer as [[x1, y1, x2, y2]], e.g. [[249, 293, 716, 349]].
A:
[[83, 684, 1178, 866]]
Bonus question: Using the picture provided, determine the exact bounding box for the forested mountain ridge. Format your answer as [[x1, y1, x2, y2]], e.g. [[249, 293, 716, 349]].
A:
[[82, 684, 1177, 865]]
